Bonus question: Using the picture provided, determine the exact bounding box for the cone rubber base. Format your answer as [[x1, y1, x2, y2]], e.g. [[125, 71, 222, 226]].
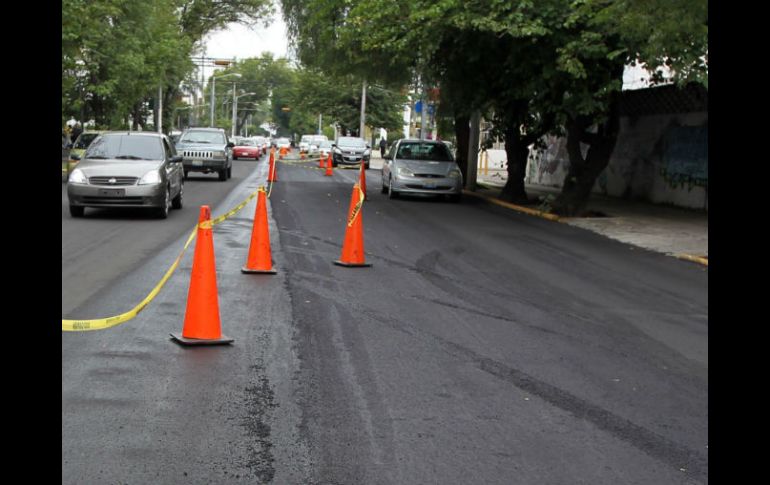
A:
[[333, 260, 372, 267], [241, 267, 277, 274], [170, 333, 234, 346]]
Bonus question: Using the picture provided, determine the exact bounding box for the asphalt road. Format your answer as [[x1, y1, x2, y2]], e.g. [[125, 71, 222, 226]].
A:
[[62, 156, 266, 316], [62, 154, 708, 484]]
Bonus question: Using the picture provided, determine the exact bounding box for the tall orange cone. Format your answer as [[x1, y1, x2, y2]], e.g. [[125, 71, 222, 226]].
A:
[[242, 188, 277, 274], [171, 206, 233, 345], [358, 161, 367, 200], [268, 147, 277, 182], [324, 153, 333, 176], [334, 183, 372, 267]]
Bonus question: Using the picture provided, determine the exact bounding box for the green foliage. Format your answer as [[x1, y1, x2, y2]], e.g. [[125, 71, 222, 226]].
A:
[[62, 0, 272, 128]]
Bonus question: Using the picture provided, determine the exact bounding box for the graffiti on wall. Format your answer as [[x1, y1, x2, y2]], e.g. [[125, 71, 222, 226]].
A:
[[660, 124, 708, 190]]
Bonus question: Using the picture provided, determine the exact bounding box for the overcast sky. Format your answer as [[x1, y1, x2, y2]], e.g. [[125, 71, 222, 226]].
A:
[[201, 15, 291, 80]]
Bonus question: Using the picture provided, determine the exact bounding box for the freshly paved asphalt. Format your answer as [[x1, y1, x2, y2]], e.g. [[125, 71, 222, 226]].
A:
[[62, 154, 708, 484]]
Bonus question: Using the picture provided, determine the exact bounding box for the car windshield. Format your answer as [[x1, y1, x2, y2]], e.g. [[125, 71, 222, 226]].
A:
[[397, 142, 453, 161], [74, 133, 100, 149], [85, 134, 163, 160], [319, 141, 332, 148], [238, 139, 255, 146], [311, 136, 327, 144], [180, 131, 226, 144], [301, 135, 312, 142], [338, 137, 366, 148]]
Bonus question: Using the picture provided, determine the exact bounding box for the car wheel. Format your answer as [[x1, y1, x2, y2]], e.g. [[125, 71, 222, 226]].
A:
[[157, 187, 170, 219], [381, 172, 388, 193], [69, 205, 84, 217], [172, 182, 184, 209], [365, 162, 370, 170], [233, 155, 238, 160], [227, 167, 232, 179], [388, 177, 398, 199], [183, 170, 189, 179], [218, 169, 227, 181]]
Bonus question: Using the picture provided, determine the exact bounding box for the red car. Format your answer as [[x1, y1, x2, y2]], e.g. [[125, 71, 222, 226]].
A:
[[232, 139, 261, 160]]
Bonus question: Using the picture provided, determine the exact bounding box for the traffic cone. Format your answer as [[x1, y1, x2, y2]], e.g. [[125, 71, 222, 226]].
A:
[[359, 161, 367, 200], [324, 153, 333, 177], [242, 188, 277, 274], [334, 184, 372, 267], [319, 153, 325, 168], [268, 150, 277, 182], [171, 206, 233, 345]]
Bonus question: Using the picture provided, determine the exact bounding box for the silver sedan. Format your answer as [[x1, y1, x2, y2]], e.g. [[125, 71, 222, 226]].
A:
[[381, 139, 463, 202], [67, 132, 184, 218]]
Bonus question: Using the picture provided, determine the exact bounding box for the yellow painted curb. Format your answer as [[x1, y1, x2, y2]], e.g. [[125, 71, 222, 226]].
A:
[[675, 254, 709, 267], [463, 189, 561, 222]]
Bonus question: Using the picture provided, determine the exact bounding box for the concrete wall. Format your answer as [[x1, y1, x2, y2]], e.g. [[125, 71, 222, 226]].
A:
[[524, 112, 708, 210]]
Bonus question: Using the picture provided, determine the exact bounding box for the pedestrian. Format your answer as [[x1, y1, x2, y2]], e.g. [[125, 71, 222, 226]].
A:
[[70, 123, 83, 144], [379, 137, 387, 158]]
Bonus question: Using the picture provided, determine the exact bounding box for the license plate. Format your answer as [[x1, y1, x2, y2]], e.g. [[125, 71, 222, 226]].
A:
[[192, 160, 203, 166], [98, 188, 125, 197], [423, 183, 436, 189]]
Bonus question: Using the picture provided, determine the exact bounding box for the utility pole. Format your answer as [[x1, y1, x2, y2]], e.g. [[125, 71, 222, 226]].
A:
[[359, 80, 367, 139], [465, 111, 481, 191], [157, 85, 163, 134], [318, 114, 322, 135], [420, 87, 427, 140]]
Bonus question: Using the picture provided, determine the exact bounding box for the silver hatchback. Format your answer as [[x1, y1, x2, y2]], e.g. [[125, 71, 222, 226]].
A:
[[381, 139, 463, 202], [66, 132, 184, 218]]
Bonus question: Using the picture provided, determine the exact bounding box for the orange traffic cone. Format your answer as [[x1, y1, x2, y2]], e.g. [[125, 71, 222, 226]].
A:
[[324, 153, 333, 176], [334, 184, 371, 267], [171, 206, 233, 345], [268, 149, 277, 182], [242, 188, 277, 274], [359, 161, 367, 200]]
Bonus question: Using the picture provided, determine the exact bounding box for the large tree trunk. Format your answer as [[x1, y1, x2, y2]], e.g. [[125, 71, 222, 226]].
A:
[[454, 113, 470, 182], [551, 95, 620, 216], [499, 124, 533, 204]]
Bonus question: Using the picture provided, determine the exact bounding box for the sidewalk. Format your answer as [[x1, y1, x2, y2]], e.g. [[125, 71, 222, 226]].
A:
[[475, 167, 708, 263]]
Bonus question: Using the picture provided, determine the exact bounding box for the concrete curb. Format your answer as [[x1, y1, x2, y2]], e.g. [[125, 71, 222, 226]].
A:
[[675, 254, 709, 267], [466, 184, 709, 268], [463, 187, 562, 222]]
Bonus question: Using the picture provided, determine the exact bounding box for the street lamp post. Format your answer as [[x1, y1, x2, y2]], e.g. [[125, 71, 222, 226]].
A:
[[210, 73, 241, 127], [232, 92, 256, 138]]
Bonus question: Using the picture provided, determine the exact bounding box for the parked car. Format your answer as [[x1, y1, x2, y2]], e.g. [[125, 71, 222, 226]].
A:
[[66, 132, 185, 218], [332, 136, 371, 169], [233, 138, 261, 160], [316, 139, 333, 159], [175, 127, 233, 181], [381, 139, 463, 202], [67, 130, 106, 173]]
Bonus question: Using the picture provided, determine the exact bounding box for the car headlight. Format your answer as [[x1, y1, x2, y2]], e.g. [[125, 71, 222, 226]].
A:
[[448, 169, 461, 178], [68, 168, 87, 184], [138, 170, 161, 185], [397, 166, 414, 177], [213, 150, 226, 157]]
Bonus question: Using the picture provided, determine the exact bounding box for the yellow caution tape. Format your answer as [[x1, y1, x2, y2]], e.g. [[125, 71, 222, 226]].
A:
[[347, 185, 365, 227], [62, 188, 262, 332]]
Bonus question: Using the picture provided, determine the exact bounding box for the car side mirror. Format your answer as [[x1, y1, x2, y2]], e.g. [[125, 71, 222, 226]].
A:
[[70, 153, 81, 161], [227, 142, 235, 148], [67, 142, 73, 149]]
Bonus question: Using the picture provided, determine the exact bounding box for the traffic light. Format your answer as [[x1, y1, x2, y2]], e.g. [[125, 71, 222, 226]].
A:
[[214, 59, 231, 66]]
